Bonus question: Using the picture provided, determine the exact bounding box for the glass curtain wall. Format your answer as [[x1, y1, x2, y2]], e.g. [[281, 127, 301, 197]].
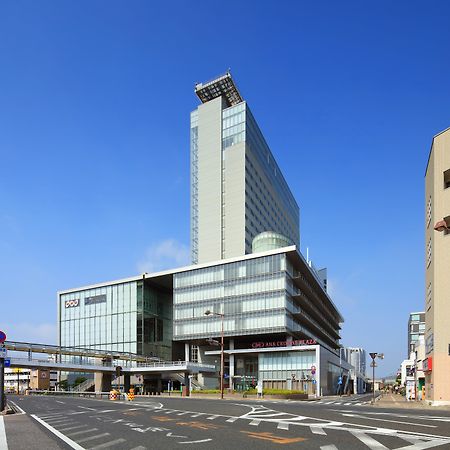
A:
[[137, 281, 173, 361], [59, 282, 138, 355], [173, 254, 288, 340]]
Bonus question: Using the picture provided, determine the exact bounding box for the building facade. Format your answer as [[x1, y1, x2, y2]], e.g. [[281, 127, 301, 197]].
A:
[[58, 276, 174, 361], [191, 73, 300, 264], [424, 127, 450, 405], [57, 73, 350, 396], [407, 312, 425, 357], [173, 245, 346, 395]]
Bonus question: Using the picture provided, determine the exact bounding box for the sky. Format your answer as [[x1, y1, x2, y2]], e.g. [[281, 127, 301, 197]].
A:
[[1, 1, 449, 377]]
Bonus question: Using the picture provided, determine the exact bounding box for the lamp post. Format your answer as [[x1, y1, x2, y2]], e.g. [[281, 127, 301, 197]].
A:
[[205, 310, 224, 400], [369, 352, 384, 404]]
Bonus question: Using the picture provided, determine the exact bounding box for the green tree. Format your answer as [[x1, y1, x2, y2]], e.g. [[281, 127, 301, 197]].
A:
[[73, 376, 87, 387]]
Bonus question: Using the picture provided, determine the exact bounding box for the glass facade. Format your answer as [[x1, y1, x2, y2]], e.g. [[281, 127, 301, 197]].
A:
[[59, 280, 173, 360], [190, 110, 199, 264], [174, 254, 287, 340], [260, 351, 315, 381], [174, 252, 339, 353], [60, 282, 138, 353]]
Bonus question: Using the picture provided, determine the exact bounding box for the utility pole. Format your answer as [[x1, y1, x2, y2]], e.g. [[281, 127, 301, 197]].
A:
[[205, 309, 225, 399], [369, 352, 384, 404]]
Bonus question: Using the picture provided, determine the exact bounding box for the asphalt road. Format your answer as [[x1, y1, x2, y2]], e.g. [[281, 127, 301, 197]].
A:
[[3, 394, 450, 450]]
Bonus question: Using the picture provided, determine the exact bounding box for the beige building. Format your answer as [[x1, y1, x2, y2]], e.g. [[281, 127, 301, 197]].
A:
[[424, 127, 450, 405]]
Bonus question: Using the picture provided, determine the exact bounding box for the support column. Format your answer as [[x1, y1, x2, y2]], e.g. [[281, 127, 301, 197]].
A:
[[185, 343, 190, 362], [123, 374, 131, 393], [229, 339, 235, 391], [183, 373, 190, 396], [95, 372, 112, 392]]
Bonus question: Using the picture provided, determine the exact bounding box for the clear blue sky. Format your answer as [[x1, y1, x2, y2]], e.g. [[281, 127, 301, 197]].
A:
[[1, 1, 449, 376]]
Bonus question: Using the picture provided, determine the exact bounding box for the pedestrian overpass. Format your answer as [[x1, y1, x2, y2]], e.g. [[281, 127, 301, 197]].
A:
[[2, 340, 215, 393]]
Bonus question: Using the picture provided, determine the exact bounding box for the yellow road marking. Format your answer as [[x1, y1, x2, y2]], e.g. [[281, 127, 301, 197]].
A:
[[176, 421, 222, 430], [152, 416, 176, 422], [242, 431, 307, 444]]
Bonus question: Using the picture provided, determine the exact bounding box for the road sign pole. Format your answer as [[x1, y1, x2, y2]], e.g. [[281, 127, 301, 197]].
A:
[[0, 357, 5, 412]]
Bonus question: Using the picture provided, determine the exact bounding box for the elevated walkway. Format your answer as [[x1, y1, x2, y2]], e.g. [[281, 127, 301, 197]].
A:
[[7, 356, 215, 375]]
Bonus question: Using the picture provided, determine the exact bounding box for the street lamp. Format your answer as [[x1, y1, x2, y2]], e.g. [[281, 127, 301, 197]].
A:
[[369, 352, 384, 404], [205, 309, 224, 400]]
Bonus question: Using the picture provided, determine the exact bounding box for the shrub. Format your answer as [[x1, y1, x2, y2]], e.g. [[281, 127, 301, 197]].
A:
[[244, 388, 305, 395], [191, 389, 222, 394]]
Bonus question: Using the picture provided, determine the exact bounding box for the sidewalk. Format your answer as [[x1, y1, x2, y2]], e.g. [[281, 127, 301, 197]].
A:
[[375, 393, 450, 410]]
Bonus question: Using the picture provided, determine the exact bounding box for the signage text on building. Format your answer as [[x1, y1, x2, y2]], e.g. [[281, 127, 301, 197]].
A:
[[251, 339, 317, 349], [65, 299, 79, 308]]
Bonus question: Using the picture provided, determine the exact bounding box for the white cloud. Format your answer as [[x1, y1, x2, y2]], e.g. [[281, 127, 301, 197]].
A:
[[0, 322, 57, 344], [137, 239, 190, 273]]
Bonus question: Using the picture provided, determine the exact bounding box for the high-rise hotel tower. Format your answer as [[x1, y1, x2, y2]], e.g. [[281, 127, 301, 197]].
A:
[[190, 72, 299, 264]]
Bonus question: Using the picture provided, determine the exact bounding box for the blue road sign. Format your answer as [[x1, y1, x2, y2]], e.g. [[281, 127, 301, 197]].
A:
[[338, 376, 343, 385], [4, 359, 10, 368]]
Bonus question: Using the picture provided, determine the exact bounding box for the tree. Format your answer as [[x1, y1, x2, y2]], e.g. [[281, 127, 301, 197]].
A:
[[73, 376, 87, 387]]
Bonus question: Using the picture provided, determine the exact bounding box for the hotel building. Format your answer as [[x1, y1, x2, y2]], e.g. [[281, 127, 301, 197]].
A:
[[58, 73, 349, 395]]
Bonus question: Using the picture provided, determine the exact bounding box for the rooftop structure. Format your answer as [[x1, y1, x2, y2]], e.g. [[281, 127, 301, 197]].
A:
[[195, 71, 243, 107]]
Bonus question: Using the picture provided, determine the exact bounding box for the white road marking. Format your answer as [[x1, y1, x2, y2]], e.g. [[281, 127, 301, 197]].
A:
[[226, 417, 237, 423], [310, 426, 327, 435], [179, 439, 212, 444], [77, 432, 110, 443], [351, 432, 388, 449], [342, 413, 437, 428], [95, 410, 116, 414], [56, 401, 65, 404], [207, 415, 218, 420], [249, 419, 261, 426], [30, 415, 83, 450], [344, 403, 352, 405], [89, 438, 126, 449], [321, 446, 338, 450], [129, 447, 147, 450], [45, 419, 75, 426], [277, 422, 289, 430], [77, 406, 96, 411], [334, 402, 342, 405], [59, 425, 87, 432], [325, 401, 335, 404], [0, 417, 8, 450], [8, 401, 25, 415], [67, 428, 99, 437]]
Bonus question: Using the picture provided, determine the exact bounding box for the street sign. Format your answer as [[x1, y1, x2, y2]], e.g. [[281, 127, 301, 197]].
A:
[[0, 348, 7, 358], [369, 352, 378, 360], [311, 365, 316, 375], [4, 359, 10, 368], [0, 330, 6, 343], [338, 376, 343, 385]]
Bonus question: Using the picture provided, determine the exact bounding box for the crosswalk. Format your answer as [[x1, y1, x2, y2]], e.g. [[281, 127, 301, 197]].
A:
[[29, 403, 450, 450], [308, 399, 371, 407]]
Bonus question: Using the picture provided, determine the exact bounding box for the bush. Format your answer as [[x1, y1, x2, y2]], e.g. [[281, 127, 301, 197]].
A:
[[244, 388, 305, 395], [191, 389, 222, 394]]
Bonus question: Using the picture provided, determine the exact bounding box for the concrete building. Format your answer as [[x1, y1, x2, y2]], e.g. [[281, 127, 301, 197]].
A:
[[424, 127, 450, 405], [57, 73, 350, 396], [58, 244, 348, 396], [4, 368, 57, 393], [407, 312, 425, 357], [191, 72, 299, 264]]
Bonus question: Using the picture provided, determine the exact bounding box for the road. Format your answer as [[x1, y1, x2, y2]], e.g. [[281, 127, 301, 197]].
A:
[[2, 394, 450, 449]]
